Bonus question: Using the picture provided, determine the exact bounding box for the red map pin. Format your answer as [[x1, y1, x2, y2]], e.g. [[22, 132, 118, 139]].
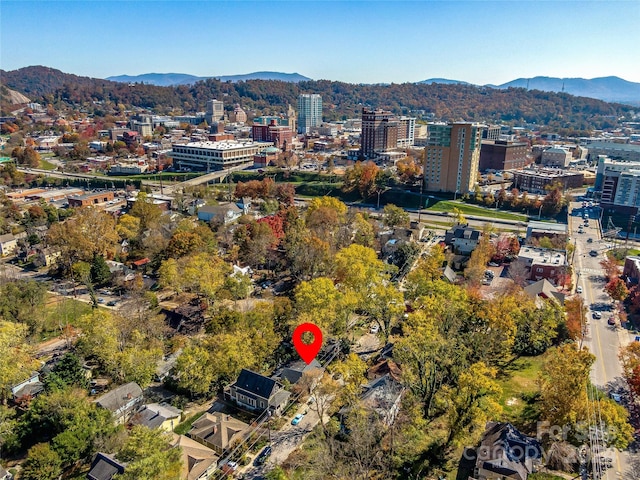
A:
[[292, 322, 323, 365]]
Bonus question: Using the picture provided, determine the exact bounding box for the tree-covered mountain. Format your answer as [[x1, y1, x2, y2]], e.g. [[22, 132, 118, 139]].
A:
[[106, 71, 312, 86], [1, 66, 635, 131], [491, 76, 640, 105]]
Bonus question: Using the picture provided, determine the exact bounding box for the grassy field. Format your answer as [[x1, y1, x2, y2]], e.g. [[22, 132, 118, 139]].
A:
[[428, 200, 529, 222], [39, 158, 58, 170], [40, 295, 93, 341], [496, 354, 545, 431]]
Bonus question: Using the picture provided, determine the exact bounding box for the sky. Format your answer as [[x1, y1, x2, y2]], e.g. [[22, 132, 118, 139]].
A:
[[2, 0, 640, 85]]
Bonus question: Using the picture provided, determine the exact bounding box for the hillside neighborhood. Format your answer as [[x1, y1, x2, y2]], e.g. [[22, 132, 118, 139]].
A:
[[1, 66, 640, 480]]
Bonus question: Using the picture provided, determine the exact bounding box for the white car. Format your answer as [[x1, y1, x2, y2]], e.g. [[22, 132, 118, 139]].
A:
[[370, 324, 380, 334], [576, 286, 583, 294]]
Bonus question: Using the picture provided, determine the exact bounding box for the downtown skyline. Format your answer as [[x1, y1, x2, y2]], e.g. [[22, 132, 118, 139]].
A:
[[1, 1, 640, 86]]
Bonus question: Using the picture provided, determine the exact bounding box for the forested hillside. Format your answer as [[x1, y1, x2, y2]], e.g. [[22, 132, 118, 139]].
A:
[[1, 66, 634, 130]]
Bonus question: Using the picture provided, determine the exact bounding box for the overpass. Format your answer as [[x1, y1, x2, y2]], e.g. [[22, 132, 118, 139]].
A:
[[162, 162, 254, 194]]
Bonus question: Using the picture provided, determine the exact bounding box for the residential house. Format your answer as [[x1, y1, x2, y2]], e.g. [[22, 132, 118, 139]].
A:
[[170, 434, 219, 480], [129, 402, 182, 432], [197, 203, 243, 224], [33, 247, 61, 268], [95, 382, 144, 424], [523, 279, 565, 306], [188, 412, 250, 454], [278, 359, 323, 386], [224, 368, 291, 415], [470, 422, 542, 480], [11, 372, 44, 402], [86, 452, 126, 480], [0, 233, 18, 257], [444, 225, 482, 255]]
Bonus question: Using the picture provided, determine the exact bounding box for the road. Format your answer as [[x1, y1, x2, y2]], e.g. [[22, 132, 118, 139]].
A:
[[570, 201, 635, 479]]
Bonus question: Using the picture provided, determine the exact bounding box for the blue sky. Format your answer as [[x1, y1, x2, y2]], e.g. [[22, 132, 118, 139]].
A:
[[2, 1, 639, 85]]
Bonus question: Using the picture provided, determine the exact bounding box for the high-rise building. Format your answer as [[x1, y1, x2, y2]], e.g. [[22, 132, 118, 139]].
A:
[[397, 116, 416, 147], [423, 122, 482, 194], [360, 108, 398, 159], [206, 99, 225, 124], [297, 94, 322, 134]]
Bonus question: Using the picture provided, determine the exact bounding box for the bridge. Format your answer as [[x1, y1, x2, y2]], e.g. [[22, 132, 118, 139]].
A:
[[161, 162, 254, 194]]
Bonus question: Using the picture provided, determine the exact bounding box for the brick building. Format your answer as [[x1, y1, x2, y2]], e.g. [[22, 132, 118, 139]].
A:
[[479, 140, 529, 171]]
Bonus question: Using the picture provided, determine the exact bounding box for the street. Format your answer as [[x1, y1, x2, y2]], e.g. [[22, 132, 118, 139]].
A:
[[570, 200, 635, 479]]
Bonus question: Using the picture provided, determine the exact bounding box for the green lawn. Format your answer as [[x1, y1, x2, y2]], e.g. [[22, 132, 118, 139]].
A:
[[174, 411, 205, 435], [428, 200, 529, 222], [40, 295, 93, 341], [39, 158, 57, 170], [496, 354, 545, 430]]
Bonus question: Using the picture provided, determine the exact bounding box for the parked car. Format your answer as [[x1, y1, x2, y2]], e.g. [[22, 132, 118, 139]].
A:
[[254, 446, 272, 466], [97, 297, 105, 304], [107, 300, 117, 306], [587, 238, 593, 243], [291, 413, 304, 425], [608, 317, 616, 326], [576, 286, 583, 294], [610, 392, 622, 403], [369, 324, 380, 334], [589, 250, 598, 257], [593, 311, 602, 319]]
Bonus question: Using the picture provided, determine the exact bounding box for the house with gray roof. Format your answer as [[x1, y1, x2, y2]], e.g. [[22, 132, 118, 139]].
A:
[[129, 402, 182, 431], [95, 382, 143, 424], [224, 368, 291, 415], [444, 225, 482, 255], [86, 452, 126, 480], [471, 422, 542, 480]]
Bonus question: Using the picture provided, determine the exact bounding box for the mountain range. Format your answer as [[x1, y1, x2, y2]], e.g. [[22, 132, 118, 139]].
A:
[[1, 66, 636, 133], [106, 71, 311, 86], [102, 71, 640, 105]]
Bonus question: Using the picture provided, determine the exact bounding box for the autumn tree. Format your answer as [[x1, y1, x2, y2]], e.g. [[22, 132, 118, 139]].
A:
[[541, 185, 565, 217], [445, 362, 502, 447], [365, 283, 405, 344], [129, 192, 163, 231], [294, 277, 356, 336], [351, 212, 375, 248], [605, 277, 629, 302], [382, 204, 410, 228], [539, 344, 594, 426], [20, 443, 63, 480], [396, 157, 422, 183], [172, 344, 214, 398], [342, 161, 381, 199], [620, 342, 640, 398], [47, 207, 119, 273], [565, 296, 588, 342], [116, 426, 182, 480], [404, 244, 446, 301], [0, 320, 38, 404], [600, 255, 620, 281]]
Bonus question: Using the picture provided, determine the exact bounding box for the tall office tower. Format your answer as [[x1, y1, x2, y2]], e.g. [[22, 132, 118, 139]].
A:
[[359, 108, 399, 159], [297, 94, 322, 134], [206, 99, 225, 124], [423, 122, 482, 194]]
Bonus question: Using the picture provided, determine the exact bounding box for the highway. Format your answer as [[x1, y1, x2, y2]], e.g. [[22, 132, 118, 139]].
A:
[[570, 200, 635, 479]]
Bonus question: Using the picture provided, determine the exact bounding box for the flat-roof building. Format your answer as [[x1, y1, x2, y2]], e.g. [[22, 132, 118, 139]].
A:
[[479, 140, 529, 171], [170, 140, 271, 172], [511, 169, 583, 194], [68, 191, 115, 208]]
